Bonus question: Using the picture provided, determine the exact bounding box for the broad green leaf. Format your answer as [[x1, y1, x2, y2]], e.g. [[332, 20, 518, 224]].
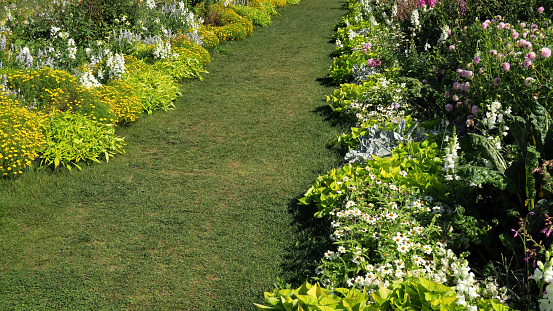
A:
[[296, 294, 317, 306], [253, 303, 280, 310]]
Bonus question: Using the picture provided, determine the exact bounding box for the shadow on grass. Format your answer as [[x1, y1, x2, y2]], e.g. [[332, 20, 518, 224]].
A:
[[279, 194, 332, 287]]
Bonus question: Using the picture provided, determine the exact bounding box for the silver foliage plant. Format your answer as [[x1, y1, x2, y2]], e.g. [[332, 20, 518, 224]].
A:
[[344, 120, 426, 164]]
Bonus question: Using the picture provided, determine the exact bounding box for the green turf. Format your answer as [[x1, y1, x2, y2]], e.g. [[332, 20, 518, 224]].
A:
[[0, 0, 348, 309]]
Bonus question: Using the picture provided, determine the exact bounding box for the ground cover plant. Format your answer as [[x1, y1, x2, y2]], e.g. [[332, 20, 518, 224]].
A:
[[256, 0, 553, 310]]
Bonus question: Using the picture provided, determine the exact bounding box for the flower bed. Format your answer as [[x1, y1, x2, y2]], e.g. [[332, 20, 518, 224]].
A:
[[0, 0, 300, 176], [256, 0, 553, 310]]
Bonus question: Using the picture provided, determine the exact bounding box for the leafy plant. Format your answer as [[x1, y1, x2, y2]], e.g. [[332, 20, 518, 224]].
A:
[[39, 111, 125, 170]]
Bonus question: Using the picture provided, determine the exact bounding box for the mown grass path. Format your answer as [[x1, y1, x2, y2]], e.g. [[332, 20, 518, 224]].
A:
[[0, 0, 347, 309]]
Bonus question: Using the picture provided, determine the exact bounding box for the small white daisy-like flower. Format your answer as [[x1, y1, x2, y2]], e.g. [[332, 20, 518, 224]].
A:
[[315, 266, 324, 274], [345, 201, 356, 208], [376, 179, 382, 184], [343, 176, 349, 182], [399, 170, 408, 177], [324, 250, 335, 259], [338, 246, 347, 253], [389, 184, 398, 191]]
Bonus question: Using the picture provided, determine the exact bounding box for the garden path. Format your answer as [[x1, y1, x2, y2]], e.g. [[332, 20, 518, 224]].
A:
[[0, 0, 347, 309]]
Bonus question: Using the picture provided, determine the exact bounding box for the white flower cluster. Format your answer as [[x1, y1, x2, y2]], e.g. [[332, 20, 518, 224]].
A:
[[153, 37, 171, 59], [410, 9, 420, 30], [443, 133, 460, 181], [16, 46, 33, 68], [530, 262, 553, 311], [146, 0, 156, 9], [79, 70, 101, 88], [67, 38, 77, 60], [105, 52, 126, 79], [453, 261, 509, 309], [438, 25, 450, 44]]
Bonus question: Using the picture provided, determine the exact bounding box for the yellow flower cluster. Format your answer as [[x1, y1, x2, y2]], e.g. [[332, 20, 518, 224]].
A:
[[197, 27, 220, 49], [171, 38, 211, 64], [268, 0, 287, 7], [124, 55, 152, 73], [91, 80, 142, 124], [208, 21, 253, 42], [0, 96, 46, 176]]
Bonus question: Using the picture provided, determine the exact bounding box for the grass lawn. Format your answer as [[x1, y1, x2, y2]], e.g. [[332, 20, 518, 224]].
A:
[[0, 0, 348, 309]]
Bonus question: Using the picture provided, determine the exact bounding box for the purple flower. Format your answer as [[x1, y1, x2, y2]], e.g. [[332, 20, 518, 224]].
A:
[[511, 229, 518, 237], [445, 91, 450, 99], [473, 56, 480, 64], [445, 104, 453, 112], [456, 102, 462, 108], [453, 82, 461, 90], [471, 105, 480, 114], [494, 77, 501, 85]]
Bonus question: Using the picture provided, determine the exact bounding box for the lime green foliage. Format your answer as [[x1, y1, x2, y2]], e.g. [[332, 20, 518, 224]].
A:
[[153, 57, 208, 81], [326, 82, 369, 118], [254, 282, 372, 311], [372, 277, 515, 311], [286, 0, 301, 4], [231, 5, 273, 27], [39, 112, 125, 170], [301, 139, 446, 218], [261, 1, 279, 15], [121, 67, 182, 114]]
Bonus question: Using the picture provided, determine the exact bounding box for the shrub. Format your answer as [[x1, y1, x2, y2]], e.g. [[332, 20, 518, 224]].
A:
[[208, 21, 253, 41], [231, 5, 273, 27], [0, 96, 46, 177], [260, 1, 279, 15], [171, 36, 212, 64], [268, 0, 287, 8], [121, 67, 182, 114], [0, 68, 115, 124], [39, 111, 125, 170], [90, 80, 142, 124], [197, 26, 221, 49]]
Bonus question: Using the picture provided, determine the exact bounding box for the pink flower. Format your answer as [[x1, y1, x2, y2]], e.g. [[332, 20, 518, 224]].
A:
[[525, 77, 535, 86], [524, 59, 533, 69], [473, 56, 480, 64], [479, 67, 485, 74], [541, 47, 552, 58], [453, 94, 459, 101], [449, 45, 455, 51], [445, 104, 453, 112], [456, 102, 462, 108], [481, 22, 489, 29], [471, 105, 480, 114], [524, 41, 533, 49], [453, 82, 461, 90], [538, 7, 545, 13], [526, 52, 537, 60], [490, 49, 498, 56], [502, 62, 511, 71], [521, 22, 527, 28], [422, 79, 428, 84], [461, 82, 470, 92], [494, 77, 501, 85], [512, 32, 520, 40], [445, 91, 450, 99]]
